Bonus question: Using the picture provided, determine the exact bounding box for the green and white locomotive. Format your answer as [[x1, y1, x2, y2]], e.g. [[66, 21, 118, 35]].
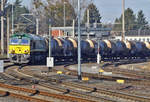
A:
[[9, 33, 47, 64]]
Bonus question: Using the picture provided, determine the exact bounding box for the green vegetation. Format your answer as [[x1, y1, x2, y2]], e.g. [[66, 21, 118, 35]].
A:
[[0, 0, 30, 34], [113, 8, 136, 31], [113, 8, 149, 31], [136, 10, 148, 29], [82, 3, 102, 25], [0, 0, 149, 35]]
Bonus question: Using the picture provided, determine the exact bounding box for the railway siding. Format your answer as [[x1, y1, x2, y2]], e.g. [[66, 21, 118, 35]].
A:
[[0, 83, 96, 102], [17, 65, 150, 102]]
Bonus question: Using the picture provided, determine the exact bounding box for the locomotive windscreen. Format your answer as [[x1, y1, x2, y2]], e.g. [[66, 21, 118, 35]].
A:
[[21, 38, 29, 45], [10, 38, 29, 45], [10, 38, 19, 45]]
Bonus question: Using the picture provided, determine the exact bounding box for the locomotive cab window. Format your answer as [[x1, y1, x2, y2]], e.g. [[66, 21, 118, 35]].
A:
[[21, 38, 29, 45], [10, 38, 19, 45]]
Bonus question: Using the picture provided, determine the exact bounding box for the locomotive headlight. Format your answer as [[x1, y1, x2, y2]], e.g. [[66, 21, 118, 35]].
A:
[[11, 50, 15, 54], [24, 49, 29, 54]]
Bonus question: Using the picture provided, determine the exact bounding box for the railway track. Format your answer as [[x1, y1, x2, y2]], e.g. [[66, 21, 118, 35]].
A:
[[103, 67, 150, 80], [39, 82, 115, 102], [0, 89, 51, 102], [3, 65, 104, 102], [61, 82, 150, 102], [0, 58, 10, 63], [26, 71, 150, 102], [101, 60, 150, 79], [16, 65, 150, 102], [4, 63, 150, 102], [3, 64, 128, 102], [0, 82, 96, 102], [52, 66, 150, 86]]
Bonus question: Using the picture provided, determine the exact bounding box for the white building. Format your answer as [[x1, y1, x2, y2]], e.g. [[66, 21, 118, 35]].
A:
[[115, 36, 150, 42]]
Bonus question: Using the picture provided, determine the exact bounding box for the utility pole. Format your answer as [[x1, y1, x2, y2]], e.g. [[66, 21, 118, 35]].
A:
[[36, 18, 39, 35], [12, 2, 14, 35], [78, 0, 82, 80], [122, 0, 125, 41], [49, 25, 51, 57], [87, 9, 90, 39], [1, 0, 4, 55], [72, 19, 75, 38], [7, 15, 10, 58], [47, 24, 54, 72], [64, 2, 66, 36]]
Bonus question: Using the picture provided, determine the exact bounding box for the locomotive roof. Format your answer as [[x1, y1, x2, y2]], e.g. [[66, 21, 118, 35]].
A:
[[10, 33, 45, 40]]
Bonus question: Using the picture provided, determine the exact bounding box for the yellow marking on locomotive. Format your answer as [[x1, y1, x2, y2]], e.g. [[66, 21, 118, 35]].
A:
[[9, 45, 30, 54], [54, 38, 62, 46], [68, 38, 77, 48], [86, 39, 94, 48]]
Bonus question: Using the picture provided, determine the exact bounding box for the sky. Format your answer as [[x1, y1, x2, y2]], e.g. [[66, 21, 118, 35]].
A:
[[10, 0, 150, 23]]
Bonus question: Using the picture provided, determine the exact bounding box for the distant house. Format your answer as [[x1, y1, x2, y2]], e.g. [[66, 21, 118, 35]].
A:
[[115, 35, 150, 42], [52, 30, 64, 37]]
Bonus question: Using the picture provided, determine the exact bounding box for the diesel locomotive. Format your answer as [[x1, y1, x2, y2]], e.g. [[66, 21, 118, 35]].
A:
[[9, 33, 47, 64]]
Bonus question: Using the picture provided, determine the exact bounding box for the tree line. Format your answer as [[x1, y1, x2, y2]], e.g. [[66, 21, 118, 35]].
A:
[[113, 8, 149, 31], [0, 0, 149, 35], [0, 0, 102, 35]]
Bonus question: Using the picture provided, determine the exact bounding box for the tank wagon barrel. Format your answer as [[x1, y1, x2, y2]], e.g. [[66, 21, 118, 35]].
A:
[[81, 39, 97, 60], [62, 37, 78, 61]]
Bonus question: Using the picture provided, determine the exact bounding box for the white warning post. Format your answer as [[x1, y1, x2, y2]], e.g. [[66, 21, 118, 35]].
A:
[[0, 60, 4, 73], [47, 57, 54, 67], [97, 54, 101, 64]]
